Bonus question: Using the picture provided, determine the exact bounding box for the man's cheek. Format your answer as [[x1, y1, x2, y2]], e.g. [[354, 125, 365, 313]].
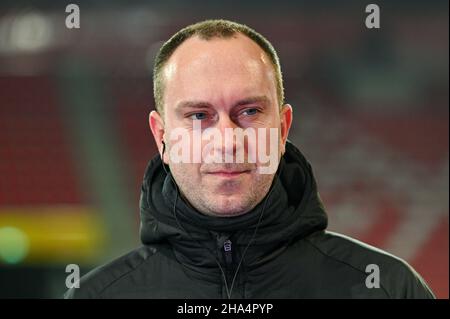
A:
[[255, 128, 279, 175]]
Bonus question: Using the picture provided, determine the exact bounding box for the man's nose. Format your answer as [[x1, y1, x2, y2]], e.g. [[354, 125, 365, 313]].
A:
[[214, 114, 241, 157]]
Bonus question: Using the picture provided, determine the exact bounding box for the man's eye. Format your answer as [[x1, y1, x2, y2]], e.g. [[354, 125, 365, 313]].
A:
[[189, 112, 208, 120], [242, 108, 259, 116]]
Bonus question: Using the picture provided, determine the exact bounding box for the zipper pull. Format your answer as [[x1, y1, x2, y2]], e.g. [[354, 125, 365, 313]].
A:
[[223, 239, 233, 266]]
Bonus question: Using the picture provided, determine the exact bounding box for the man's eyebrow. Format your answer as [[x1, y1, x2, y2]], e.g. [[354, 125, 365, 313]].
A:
[[232, 96, 270, 108], [175, 100, 213, 111], [175, 96, 271, 112]]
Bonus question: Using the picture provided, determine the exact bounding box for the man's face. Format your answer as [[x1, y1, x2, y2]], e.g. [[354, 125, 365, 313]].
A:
[[150, 33, 292, 217]]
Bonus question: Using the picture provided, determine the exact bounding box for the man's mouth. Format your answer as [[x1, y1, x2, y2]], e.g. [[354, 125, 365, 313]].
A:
[[206, 170, 251, 178]]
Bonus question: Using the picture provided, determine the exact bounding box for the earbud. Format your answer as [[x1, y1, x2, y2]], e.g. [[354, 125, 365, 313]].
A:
[[161, 141, 170, 175], [161, 140, 166, 157]]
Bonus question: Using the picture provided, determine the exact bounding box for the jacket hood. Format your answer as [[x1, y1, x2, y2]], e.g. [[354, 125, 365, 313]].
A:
[[139, 141, 328, 270]]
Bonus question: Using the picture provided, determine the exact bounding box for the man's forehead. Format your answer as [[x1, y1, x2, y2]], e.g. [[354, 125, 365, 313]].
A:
[[160, 33, 279, 116], [163, 33, 272, 79]]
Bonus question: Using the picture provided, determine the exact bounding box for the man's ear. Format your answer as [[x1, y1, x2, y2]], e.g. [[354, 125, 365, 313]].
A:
[[280, 104, 293, 155], [149, 110, 167, 164]]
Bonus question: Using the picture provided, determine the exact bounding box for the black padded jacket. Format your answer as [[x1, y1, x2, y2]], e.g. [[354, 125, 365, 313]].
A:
[[65, 142, 434, 299]]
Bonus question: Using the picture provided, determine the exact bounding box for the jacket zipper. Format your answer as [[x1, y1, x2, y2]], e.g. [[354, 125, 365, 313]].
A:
[[223, 239, 233, 267], [223, 239, 234, 287]]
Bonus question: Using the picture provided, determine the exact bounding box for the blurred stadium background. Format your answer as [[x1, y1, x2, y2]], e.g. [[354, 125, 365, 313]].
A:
[[0, 0, 448, 298]]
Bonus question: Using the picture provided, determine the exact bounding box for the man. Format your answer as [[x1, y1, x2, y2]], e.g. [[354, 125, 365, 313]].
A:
[[66, 19, 434, 298]]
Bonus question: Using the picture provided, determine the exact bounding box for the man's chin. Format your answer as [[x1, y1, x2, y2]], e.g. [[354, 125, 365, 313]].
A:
[[205, 195, 254, 217]]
